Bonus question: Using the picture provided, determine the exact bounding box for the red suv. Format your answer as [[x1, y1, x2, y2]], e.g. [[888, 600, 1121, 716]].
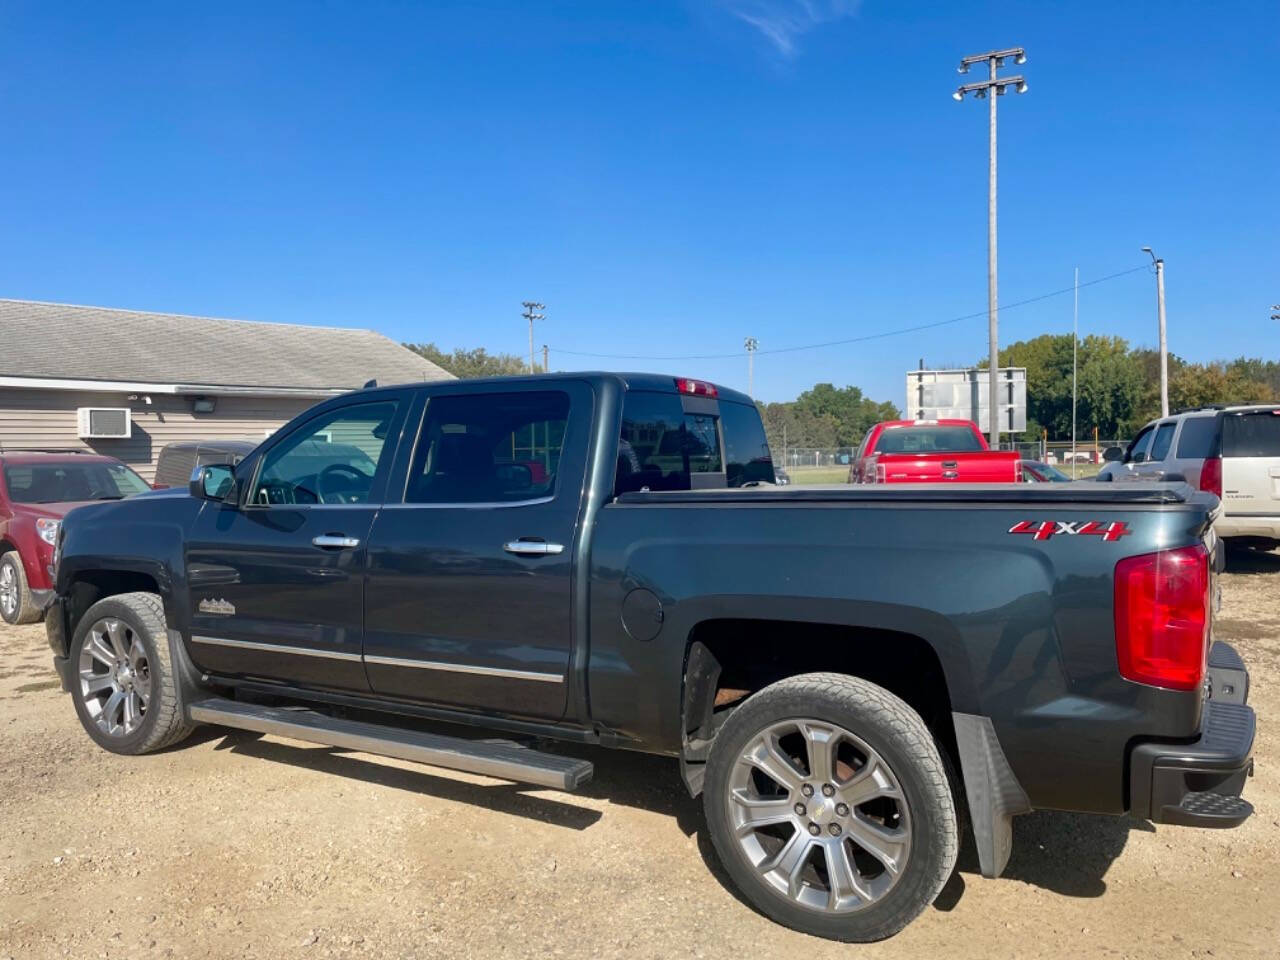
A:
[[0, 452, 151, 623]]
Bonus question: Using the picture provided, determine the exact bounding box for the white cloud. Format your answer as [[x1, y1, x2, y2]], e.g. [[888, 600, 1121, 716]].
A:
[[720, 0, 860, 57]]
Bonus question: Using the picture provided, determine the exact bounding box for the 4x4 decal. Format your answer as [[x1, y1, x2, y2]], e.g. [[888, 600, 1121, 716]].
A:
[[1008, 520, 1132, 541]]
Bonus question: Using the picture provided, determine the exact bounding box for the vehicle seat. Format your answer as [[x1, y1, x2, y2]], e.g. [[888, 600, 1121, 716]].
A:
[[420, 433, 498, 502]]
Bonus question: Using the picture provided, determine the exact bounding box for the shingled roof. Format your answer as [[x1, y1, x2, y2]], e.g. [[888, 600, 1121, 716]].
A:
[[0, 299, 453, 393]]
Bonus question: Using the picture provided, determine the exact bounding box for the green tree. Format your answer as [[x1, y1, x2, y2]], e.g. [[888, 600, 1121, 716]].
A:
[[790, 384, 900, 448], [404, 342, 531, 378], [759, 384, 899, 459]]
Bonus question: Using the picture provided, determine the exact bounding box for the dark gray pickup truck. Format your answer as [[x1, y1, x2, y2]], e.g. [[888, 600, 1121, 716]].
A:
[[45, 373, 1256, 942]]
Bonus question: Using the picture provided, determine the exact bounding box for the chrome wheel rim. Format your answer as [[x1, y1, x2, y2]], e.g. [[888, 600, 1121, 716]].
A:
[[0, 563, 16, 618], [78, 618, 151, 737], [727, 718, 912, 914]]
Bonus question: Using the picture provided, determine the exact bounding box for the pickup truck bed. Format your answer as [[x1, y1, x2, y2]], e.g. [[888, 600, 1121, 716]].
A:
[[44, 372, 1256, 943]]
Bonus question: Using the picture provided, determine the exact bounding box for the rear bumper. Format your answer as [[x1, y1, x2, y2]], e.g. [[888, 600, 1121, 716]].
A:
[[1215, 514, 1280, 540], [1129, 642, 1255, 828]]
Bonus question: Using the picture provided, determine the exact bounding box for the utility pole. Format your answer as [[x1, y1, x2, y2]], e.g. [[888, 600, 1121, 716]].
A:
[[1072, 266, 1078, 479], [953, 47, 1028, 448], [542, 344, 549, 374], [744, 337, 759, 398], [1141, 248, 1168, 416], [522, 301, 545, 374]]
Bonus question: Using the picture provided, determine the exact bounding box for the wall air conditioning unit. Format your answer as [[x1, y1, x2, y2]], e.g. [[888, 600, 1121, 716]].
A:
[[76, 407, 132, 439]]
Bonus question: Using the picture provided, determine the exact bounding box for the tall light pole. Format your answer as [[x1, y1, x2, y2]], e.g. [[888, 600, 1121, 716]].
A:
[[953, 47, 1028, 448], [522, 301, 545, 374], [1072, 267, 1079, 479], [1141, 248, 1169, 416], [744, 336, 759, 398]]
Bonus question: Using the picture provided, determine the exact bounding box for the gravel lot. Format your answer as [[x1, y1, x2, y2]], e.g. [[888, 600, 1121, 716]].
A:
[[2, 548, 1276, 960]]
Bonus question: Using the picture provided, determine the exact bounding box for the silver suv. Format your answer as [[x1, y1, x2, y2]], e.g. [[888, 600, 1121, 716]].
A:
[[1098, 404, 1280, 546]]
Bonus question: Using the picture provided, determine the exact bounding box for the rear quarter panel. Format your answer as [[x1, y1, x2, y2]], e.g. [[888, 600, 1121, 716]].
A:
[[588, 496, 1211, 814]]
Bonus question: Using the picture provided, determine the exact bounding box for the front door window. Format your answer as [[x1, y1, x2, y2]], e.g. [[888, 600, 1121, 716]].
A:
[[251, 401, 399, 505]]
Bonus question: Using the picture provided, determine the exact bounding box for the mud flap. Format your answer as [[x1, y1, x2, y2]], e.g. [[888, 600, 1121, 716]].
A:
[[952, 712, 1032, 878]]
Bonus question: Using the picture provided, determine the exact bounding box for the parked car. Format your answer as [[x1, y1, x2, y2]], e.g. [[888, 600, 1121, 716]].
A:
[[46, 374, 1254, 942], [0, 451, 150, 623], [152, 440, 258, 490], [1020, 459, 1073, 483], [1097, 404, 1280, 547], [848, 419, 1022, 483]]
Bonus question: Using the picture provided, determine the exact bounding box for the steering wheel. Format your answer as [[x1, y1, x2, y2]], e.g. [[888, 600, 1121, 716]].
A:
[[317, 463, 372, 504]]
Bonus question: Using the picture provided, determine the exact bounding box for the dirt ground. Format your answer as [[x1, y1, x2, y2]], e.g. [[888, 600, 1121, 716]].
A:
[[2, 550, 1277, 960]]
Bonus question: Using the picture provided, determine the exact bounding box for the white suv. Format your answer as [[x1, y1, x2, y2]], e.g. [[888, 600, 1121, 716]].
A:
[[1098, 404, 1280, 546]]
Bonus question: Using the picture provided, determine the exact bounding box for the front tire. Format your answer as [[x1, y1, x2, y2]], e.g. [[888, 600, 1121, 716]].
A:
[[0, 551, 41, 624], [69, 592, 194, 755], [703, 673, 957, 942]]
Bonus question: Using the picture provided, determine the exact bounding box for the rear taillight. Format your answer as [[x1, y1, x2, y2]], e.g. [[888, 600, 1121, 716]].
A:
[[674, 378, 718, 398], [1198, 456, 1222, 498], [1114, 544, 1210, 691]]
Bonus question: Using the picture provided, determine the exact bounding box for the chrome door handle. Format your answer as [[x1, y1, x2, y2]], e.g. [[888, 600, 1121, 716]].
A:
[[503, 540, 565, 556], [312, 535, 360, 549]]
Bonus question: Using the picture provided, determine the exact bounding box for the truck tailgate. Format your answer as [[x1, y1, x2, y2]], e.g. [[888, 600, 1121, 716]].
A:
[[873, 451, 1022, 483]]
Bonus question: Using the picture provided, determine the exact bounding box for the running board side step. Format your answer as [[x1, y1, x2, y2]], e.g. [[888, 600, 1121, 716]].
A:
[[188, 697, 593, 791]]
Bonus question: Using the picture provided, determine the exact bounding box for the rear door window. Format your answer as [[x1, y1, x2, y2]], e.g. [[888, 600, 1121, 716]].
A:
[[405, 391, 569, 504], [1175, 416, 1220, 459], [1223, 411, 1280, 458], [1148, 422, 1177, 461]]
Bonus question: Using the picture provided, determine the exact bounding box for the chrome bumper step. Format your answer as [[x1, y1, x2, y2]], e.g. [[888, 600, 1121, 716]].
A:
[[188, 697, 593, 791]]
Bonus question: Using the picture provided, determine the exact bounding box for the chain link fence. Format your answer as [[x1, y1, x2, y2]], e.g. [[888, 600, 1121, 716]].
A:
[[776, 447, 857, 470]]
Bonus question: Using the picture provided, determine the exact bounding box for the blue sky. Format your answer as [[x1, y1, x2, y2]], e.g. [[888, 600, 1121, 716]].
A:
[[0, 1, 1275, 404]]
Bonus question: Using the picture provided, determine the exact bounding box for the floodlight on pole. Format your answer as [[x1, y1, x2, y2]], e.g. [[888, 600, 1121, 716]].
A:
[[744, 337, 759, 398], [952, 46, 1028, 448]]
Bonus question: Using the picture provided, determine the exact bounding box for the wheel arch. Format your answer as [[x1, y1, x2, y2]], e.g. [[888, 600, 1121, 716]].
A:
[[675, 610, 976, 792], [60, 565, 170, 652]]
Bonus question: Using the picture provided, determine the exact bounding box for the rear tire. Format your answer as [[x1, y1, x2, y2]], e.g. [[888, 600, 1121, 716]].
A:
[[703, 672, 957, 942], [69, 592, 195, 754], [0, 551, 41, 625]]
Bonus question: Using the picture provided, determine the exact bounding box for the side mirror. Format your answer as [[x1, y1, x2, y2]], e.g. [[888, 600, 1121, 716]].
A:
[[1102, 446, 1124, 463], [190, 463, 236, 502]]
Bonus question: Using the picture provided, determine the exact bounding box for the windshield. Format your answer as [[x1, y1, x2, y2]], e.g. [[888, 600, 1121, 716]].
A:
[[3, 462, 151, 503], [876, 425, 984, 454]]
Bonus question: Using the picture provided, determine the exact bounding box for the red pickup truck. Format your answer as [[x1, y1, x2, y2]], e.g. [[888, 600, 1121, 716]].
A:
[[848, 419, 1022, 484]]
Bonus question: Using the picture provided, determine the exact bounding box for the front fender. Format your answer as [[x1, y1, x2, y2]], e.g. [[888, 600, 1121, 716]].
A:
[[55, 497, 200, 634]]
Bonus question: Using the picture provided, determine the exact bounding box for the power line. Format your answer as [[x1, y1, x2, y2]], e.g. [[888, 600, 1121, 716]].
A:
[[548, 263, 1150, 362]]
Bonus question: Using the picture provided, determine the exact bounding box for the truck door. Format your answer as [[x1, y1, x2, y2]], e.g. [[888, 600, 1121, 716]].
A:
[[361, 381, 593, 720], [184, 395, 410, 692], [1222, 409, 1280, 519]]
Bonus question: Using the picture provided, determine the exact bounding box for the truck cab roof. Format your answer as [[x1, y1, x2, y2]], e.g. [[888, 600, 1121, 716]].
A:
[[348, 371, 754, 406]]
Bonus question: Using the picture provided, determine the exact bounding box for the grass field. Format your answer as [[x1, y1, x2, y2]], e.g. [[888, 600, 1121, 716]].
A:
[[788, 467, 848, 485]]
